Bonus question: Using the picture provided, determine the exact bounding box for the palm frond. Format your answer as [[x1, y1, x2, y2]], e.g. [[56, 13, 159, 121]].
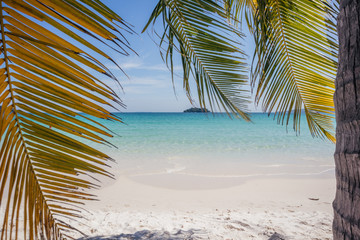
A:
[[223, 0, 255, 29], [0, 0, 132, 239], [250, 0, 338, 141], [144, 0, 250, 119]]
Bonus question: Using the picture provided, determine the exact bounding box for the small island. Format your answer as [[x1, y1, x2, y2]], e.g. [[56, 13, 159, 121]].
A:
[[183, 107, 210, 113]]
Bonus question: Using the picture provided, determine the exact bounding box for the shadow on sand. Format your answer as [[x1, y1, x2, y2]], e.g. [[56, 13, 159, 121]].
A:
[[77, 229, 205, 240], [77, 229, 286, 240]]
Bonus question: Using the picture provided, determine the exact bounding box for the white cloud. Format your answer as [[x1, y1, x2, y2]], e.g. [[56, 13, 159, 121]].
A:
[[107, 56, 182, 72], [121, 62, 142, 70], [122, 76, 166, 86]]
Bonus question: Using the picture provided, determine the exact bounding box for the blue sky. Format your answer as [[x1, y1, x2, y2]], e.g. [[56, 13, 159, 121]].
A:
[[102, 0, 257, 112]]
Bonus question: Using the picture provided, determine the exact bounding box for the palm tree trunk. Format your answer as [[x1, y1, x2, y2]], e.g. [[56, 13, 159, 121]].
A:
[[333, 0, 360, 239]]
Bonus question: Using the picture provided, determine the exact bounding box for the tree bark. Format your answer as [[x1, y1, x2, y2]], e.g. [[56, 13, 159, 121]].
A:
[[333, 0, 360, 239]]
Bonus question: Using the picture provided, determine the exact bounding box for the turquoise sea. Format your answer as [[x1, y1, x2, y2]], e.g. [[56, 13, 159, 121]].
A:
[[90, 112, 335, 179]]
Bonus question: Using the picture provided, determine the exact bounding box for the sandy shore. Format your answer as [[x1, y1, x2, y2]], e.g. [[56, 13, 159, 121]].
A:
[[70, 172, 336, 239]]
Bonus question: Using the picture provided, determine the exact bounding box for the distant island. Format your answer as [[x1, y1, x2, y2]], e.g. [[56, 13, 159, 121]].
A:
[[183, 107, 210, 113]]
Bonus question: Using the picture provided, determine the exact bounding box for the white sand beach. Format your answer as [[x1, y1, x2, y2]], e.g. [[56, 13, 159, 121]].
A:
[[71, 173, 336, 240], [59, 113, 337, 239]]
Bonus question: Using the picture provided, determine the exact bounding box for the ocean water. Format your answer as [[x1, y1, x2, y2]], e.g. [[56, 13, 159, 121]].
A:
[[87, 112, 335, 179]]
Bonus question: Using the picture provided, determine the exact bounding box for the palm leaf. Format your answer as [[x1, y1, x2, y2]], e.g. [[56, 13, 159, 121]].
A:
[[224, 0, 255, 29], [144, 0, 250, 119], [0, 0, 132, 239], [248, 0, 338, 141]]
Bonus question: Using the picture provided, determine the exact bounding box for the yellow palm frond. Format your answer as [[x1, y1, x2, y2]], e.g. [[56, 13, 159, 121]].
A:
[[0, 0, 132, 239], [250, 0, 338, 141]]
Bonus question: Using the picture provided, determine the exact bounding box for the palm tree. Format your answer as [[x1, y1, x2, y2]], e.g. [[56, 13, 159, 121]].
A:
[[144, 0, 359, 239], [0, 1, 134, 239], [145, 0, 337, 139], [0, 0, 358, 239], [332, 1, 360, 239]]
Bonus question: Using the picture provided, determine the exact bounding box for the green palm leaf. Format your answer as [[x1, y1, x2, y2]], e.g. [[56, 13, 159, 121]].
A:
[[144, 0, 250, 119], [224, 0, 255, 28], [249, 0, 338, 141], [0, 1, 132, 239]]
